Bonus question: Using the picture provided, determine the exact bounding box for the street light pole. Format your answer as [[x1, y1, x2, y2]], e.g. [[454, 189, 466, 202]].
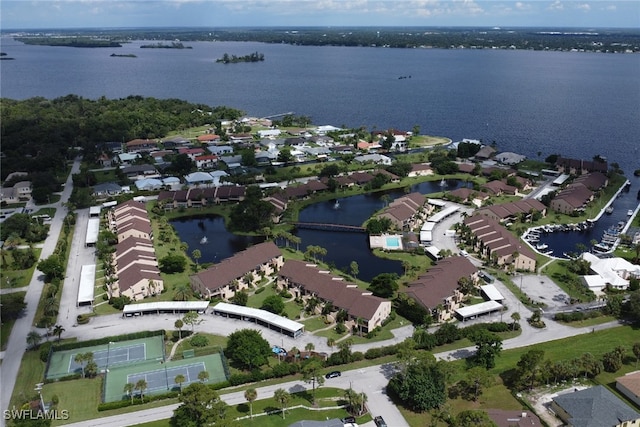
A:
[[106, 341, 114, 373]]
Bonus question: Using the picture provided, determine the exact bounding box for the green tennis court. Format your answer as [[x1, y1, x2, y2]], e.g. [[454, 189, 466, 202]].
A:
[[103, 353, 227, 402], [46, 336, 164, 380]]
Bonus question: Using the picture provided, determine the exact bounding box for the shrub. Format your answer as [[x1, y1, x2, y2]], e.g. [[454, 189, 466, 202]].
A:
[[39, 342, 53, 362], [254, 287, 266, 294], [335, 323, 347, 334], [189, 335, 209, 347]]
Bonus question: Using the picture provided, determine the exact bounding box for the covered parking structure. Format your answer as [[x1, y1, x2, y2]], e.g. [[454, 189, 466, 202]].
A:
[[212, 302, 305, 338], [77, 264, 96, 307], [428, 205, 460, 223], [122, 301, 209, 317], [454, 300, 503, 321], [85, 217, 100, 247]]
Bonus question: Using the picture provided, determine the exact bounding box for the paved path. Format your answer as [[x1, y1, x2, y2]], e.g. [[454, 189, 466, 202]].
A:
[[0, 157, 81, 427]]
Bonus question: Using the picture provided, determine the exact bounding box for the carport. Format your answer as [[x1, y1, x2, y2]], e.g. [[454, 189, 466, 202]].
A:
[[455, 300, 503, 321]]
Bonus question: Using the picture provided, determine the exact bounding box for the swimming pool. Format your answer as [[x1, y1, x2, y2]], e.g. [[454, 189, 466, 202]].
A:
[[386, 236, 401, 248]]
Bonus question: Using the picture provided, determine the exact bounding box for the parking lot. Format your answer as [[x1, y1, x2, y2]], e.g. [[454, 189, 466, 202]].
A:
[[517, 273, 570, 310]]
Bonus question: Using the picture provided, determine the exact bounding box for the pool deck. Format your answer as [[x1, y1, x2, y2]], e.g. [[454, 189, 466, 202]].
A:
[[369, 234, 404, 250]]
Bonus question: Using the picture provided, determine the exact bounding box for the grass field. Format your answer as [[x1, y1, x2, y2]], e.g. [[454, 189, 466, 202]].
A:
[[0, 248, 42, 289]]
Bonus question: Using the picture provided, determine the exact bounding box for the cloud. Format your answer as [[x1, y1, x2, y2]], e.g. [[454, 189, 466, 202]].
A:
[[548, 0, 564, 11], [576, 3, 591, 12]]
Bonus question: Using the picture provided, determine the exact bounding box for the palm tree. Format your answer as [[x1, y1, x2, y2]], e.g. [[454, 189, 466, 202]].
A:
[[135, 379, 148, 402], [173, 283, 193, 301], [74, 353, 86, 377], [174, 374, 186, 392], [198, 370, 209, 383], [305, 342, 315, 353], [52, 324, 65, 343], [274, 388, 290, 419], [123, 383, 135, 404], [191, 249, 201, 271], [244, 388, 258, 419], [26, 330, 42, 349], [327, 337, 336, 351], [175, 319, 184, 340], [511, 312, 521, 331]]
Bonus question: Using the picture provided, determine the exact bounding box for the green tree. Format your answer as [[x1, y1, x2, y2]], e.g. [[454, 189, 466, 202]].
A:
[[135, 379, 148, 402], [172, 382, 229, 427], [368, 272, 399, 298], [174, 374, 186, 392], [244, 388, 257, 419], [173, 283, 193, 301], [26, 330, 42, 349], [159, 254, 187, 273], [123, 383, 135, 404], [514, 349, 545, 390], [510, 312, 521, 331], [225, 329, 272, 370], [175, 319, 184, 340], [38, 255, 65, 282], [302, 358, 325, 404], [350, 261, 359, 278], [191, 249, 202, 271], [197, 370, 209, 383], [463, 366, 494, 401], [273, 388, 290, 419], [182, 311, 202, 332], [231, 290, 248, 306], [0, 292, 26, 322], [633, 342, 640, 368], [52, 324, 65, 343], [387, 357, 446, 412], [261, 294, 285, 315], [456, 410, 497, 427], [472, 331, 502, 369]]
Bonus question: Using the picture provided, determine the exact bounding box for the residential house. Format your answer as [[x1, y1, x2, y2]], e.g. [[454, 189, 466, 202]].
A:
[[550, 385, 640, 427], [494, 152, 527, 165], [481, 180, 518, 196], [107, 201, 163, 301], [196, 134, 220, 143], [475, 146, 496, 160], [117, 152, 141, 165], [354, 154, 392, 165], [92, 182, 123, 198], [550, 183, 593, 214], [190, 241, 283, 300], [121, 164, 158, 180], [486, 409, 542, 427], [556, 156, 608, 175], [377, 192, 428, 230], [402, 256, 479, 322], [464, 215, 537, 272], [446, 188, 490, 206], [476, 199, 547, 223], [408, 163, 433, 177], [2, 181, 33, 202], [277, 260, 392, 333], [126, 139, 158, 153], [178, 147, 206, 161], [617, 371, 640, 408], [581, 252, 640, 295], [195, 155, 218, 170]]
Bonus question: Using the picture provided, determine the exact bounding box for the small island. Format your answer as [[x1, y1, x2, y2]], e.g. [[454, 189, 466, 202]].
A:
[[0, 52, 15, 60], [14, 37, 122, 48], [110, 53, 137, 58], [140, 42, 192, 49], [216, 51, 265, 64]]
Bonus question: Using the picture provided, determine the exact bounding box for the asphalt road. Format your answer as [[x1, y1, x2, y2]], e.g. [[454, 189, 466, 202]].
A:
[[0, 157, 81, 427]]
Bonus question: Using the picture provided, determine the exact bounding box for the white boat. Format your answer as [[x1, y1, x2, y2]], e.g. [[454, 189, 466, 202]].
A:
[[334, 200, 340, 209], [628, 210, 634, 216], [542, 250, 554, 256], [200, 236, 208, 244], [536, 243, 549, 250], [605, 206, 614, 214]]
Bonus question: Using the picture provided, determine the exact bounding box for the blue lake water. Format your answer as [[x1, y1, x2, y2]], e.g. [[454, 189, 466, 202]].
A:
[[3, 38, 639, 274]]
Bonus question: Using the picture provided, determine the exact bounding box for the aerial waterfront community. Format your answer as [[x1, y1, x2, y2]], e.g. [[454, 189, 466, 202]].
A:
[[2, 101, 640, 427]]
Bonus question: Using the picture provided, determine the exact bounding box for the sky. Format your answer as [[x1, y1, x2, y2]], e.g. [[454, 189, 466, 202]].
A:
[[1, 0, 638, 30]]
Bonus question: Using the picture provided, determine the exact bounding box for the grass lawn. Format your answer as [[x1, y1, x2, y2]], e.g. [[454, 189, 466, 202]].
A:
[[303, 316, 331, 332], [93, 168, 119, 184], [557, 315, 617, 328], [43, 378, 103, 425], [1, 291, 26, 350], [247, 285, 279, 309], [314, 327, 349, 341], [542, 260, 596, 303], [169, 332, 228, 360], [0, 248, 42, 289], [10, 349, 46, 410]]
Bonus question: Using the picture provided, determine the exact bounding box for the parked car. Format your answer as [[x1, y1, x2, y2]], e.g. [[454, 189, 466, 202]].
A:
[[342, 416, 356, 423], [374, 416, 388, 427], [325, 370, 341, 379]]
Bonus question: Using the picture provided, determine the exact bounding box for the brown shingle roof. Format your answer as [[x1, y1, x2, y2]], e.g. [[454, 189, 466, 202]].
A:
[[191, 241, 281, 292]]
